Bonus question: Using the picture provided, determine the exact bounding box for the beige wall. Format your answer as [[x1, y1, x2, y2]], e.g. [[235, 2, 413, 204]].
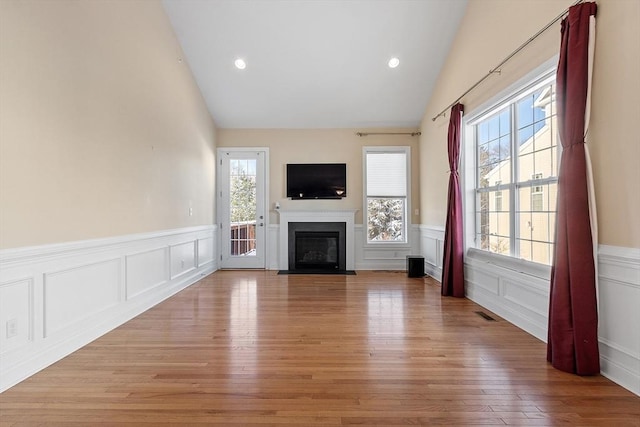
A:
[[217, 129, 420, 225], [419, 0, 640, 249], [0, 0, 217, 250]]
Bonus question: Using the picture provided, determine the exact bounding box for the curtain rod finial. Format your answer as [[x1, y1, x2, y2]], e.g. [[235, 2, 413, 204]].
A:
[[432, 111, 447, 122]]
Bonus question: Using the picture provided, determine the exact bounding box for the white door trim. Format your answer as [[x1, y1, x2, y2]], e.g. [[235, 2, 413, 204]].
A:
[[217, 148, 270, 269]]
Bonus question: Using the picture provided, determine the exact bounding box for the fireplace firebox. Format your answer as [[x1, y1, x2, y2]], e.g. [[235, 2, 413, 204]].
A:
[[288, 222, 346, 271], [295, 231, 339, 270]]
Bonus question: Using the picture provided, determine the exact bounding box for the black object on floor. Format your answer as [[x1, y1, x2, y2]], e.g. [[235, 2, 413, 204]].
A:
[[406, 255, 425, 277]]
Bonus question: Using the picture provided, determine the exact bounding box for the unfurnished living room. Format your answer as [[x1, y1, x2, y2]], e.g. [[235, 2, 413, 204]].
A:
[[0, 0, 638, 425]]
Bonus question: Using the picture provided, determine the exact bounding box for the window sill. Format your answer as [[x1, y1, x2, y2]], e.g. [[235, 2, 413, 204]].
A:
[[466, 248, 551, 281], [365, 242, 411, 249]]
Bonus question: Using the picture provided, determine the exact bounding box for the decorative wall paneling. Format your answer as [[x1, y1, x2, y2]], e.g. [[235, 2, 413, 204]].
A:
[[0, 226, 217, 392], [417, 226, 639, 395]]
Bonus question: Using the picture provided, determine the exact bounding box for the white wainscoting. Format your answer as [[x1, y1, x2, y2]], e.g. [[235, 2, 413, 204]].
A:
[[126, 248, 168, 300], [355, 224, 421, 270], [464, 252, 550, 342], [417, 225, 640, 396], [597, 245, 640, 395], [170, 241, 197, 279], [44, 258, 122, 338], [0, 225, 217, 392], [419, 225, 445, 281]]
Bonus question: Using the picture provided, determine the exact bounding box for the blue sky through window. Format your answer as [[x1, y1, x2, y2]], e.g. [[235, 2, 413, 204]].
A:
[[478, 89, 547, 166]]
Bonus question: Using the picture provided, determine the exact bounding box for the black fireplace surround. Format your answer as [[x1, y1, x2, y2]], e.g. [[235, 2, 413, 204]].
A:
[[288, 222, 346, 272]]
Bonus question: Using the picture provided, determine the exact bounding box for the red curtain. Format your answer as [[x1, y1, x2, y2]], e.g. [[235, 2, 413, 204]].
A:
[[442, 103, 465, 298], [547, 2, 599, 375]]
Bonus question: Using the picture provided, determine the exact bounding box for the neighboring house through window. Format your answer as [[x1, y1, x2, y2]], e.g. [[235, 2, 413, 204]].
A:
[[494, 180, 503, 212], [531, 173, 544, 212], [364, 147, 410, 244], [466, 67, 559, 265]]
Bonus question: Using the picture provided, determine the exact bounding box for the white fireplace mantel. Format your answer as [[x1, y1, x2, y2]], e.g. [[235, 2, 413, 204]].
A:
[[277, 209, 357, 271]]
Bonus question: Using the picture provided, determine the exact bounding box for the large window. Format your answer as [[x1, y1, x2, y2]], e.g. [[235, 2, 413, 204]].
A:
[[364, 147, 410, 244], [470, 70, 558, 265]]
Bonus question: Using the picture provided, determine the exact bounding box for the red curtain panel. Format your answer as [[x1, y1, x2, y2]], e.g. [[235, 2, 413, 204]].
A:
[[547, 2, 599, 375], [441, 103, 465, 298]]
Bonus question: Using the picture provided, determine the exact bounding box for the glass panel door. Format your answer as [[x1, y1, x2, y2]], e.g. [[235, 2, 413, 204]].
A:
[[219, 150, 267, 269]]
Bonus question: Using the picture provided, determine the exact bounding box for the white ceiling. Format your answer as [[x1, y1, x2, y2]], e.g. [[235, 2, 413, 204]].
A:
[[161, 0, 468, 129]]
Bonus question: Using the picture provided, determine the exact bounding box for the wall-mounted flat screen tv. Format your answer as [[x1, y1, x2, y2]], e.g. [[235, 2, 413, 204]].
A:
[[286, 163, 346, 199]]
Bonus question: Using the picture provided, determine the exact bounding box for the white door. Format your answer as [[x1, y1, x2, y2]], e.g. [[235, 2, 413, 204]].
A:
[[219, 149, 268, 269]]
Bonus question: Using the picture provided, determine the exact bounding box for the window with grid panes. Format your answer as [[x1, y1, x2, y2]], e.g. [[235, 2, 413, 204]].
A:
[[364, 147, 410, 244], [471, 70, 559, 265]]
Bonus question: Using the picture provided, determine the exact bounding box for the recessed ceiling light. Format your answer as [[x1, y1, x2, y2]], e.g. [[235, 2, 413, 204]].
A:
[[234, 58, 246, 70], [388, 57, 400, 68]]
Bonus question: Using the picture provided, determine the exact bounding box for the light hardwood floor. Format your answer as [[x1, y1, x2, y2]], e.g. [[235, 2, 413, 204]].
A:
[[1, 270, 638, 426]]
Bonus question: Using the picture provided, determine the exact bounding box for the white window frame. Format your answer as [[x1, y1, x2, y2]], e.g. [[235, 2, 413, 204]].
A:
[[363, 146, 411, 247], [462, 57, 559, 279]]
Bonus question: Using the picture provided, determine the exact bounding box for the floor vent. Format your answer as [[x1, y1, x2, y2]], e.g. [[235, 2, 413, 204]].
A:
[[475, 311, 497, 321]]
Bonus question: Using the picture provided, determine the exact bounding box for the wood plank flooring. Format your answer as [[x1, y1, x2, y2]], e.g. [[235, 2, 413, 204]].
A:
[[1, 270, 638, 426]]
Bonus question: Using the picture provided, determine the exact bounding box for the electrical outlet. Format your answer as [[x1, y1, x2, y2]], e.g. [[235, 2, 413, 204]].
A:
[[6, 319, 17, 339], [189, 207, 193, 216], [180, 259, 185, 268]]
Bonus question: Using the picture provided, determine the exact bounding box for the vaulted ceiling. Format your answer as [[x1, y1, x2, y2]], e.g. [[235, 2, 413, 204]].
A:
[[162, 0, 468, 129]]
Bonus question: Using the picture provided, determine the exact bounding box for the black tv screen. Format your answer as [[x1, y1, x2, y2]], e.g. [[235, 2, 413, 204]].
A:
[[286, 163, 346, 199]]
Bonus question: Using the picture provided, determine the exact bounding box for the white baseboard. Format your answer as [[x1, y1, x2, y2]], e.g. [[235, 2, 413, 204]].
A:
[[464, 254, 549, 342], [416, 226, 639, 396], [355, 224, 421, 270], [0, 225, 217, 392]]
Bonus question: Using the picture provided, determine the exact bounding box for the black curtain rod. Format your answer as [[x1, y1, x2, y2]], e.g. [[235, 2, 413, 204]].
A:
[[431, 0, 583, 122]]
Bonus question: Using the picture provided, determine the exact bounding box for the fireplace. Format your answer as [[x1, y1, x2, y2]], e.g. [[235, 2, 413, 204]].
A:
[[277, 210, 357, 271], [294, 231, 339, 270], [288, 222, 346, 271]]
